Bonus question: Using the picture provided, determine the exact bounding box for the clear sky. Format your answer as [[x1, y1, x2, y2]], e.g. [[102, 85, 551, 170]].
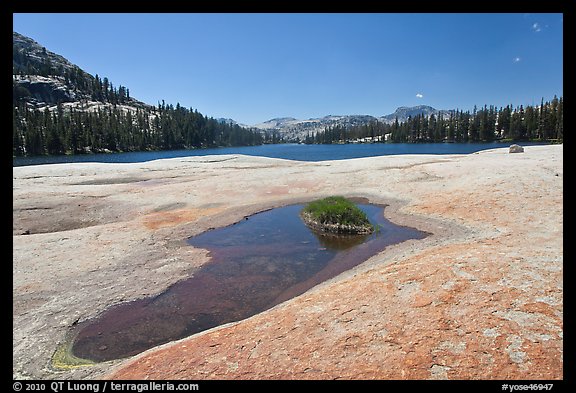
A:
[[13, 13, 563, 126]]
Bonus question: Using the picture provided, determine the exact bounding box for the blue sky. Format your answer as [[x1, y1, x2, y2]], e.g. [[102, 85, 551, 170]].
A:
[[13, 13, 563, 125]]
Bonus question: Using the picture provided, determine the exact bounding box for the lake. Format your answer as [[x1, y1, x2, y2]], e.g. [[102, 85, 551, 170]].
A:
[[12, 142, 552, 166]]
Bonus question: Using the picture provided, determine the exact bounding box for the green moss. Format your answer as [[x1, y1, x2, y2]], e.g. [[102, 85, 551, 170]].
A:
[[51, 338, 95, 369], [301, 196, 374, 235]]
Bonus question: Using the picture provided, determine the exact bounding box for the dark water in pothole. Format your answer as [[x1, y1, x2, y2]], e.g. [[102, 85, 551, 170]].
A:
[[71, 202, 428, 362]]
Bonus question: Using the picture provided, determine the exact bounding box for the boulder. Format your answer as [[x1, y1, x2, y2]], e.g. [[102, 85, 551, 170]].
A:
[[509, 144, 524, 153]]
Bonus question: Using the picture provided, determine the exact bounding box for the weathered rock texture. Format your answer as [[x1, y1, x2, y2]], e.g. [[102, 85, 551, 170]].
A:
[[509, 144, 525, 153], [13, 145, 563, 380]]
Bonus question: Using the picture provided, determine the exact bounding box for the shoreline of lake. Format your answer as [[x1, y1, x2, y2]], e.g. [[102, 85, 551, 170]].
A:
[[13, 144, 563, 380], [12, 141, 555, 166]]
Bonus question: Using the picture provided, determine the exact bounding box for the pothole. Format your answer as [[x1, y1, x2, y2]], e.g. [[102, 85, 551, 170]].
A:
[[66, 202, 428, 363]]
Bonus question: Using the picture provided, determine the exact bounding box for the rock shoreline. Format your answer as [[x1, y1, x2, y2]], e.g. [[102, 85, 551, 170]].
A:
[[13, 145, 563, 380], [300, 210, 374, 235]]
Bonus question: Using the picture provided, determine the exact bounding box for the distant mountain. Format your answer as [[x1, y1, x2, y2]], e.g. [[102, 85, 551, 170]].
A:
[[379, 105, 453, 124], [251, 106, 454, 142], [12, 32, 460, 147], [253, 117, 299, 129], [215, 118, 251, 129], [252, 115, 382, 141]]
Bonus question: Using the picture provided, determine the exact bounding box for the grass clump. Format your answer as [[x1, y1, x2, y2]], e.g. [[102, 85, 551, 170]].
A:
[[301, 196, 374, 235]]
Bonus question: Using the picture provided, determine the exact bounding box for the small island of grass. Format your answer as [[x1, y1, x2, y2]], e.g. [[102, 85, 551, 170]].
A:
[[300, 196, 374, 235]]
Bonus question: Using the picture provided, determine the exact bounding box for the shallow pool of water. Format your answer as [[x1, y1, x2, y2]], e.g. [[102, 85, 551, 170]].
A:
[[71, 202, 428, 362]]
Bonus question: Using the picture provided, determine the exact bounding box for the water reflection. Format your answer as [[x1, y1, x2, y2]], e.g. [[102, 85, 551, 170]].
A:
[[314, 232, 370, 250], [71, 203, 427, 362]]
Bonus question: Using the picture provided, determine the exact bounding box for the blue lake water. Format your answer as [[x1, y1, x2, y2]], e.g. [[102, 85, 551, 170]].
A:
[[12, 141, 552, 166]]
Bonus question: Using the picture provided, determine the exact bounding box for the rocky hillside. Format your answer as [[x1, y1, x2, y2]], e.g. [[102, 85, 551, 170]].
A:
[[380, 105, 453, 124], [13, 31, 76, 75], [13, 32, 264, 156], [252, 115, 380, 141], [251, 107, 454, 142], [13, 32, 151, 112], [14, 31, 458, 145]]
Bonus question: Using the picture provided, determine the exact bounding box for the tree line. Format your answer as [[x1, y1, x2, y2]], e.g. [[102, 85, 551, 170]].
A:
[[13, 38, 268, 156], [308, 96, 563, 144], [12, 100, 265, 156], [12, 32, 563, 157]]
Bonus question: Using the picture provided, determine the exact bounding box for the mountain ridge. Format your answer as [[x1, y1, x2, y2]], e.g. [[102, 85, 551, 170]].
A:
[[250, 106, 455, 141], [14, 31, 455, 144]]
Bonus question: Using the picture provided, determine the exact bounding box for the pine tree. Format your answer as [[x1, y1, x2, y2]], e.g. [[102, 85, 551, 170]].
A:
[[488, 106, 496, 141], [556, 97, 563, 140], [549, 95, 559, 138], [13, 106, 25, 156], [447, 112, 455, 141], [517, 105, 527, 140], [537, 98, 545, 140], [46, 106, 65, 154], [428, 113, 436, 141], [460, 111, 470, 142], [498, 105, 511, 139], [436, 112, 445, 142], [468, 105, 479, 141], [524, 106, 537, 140]]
